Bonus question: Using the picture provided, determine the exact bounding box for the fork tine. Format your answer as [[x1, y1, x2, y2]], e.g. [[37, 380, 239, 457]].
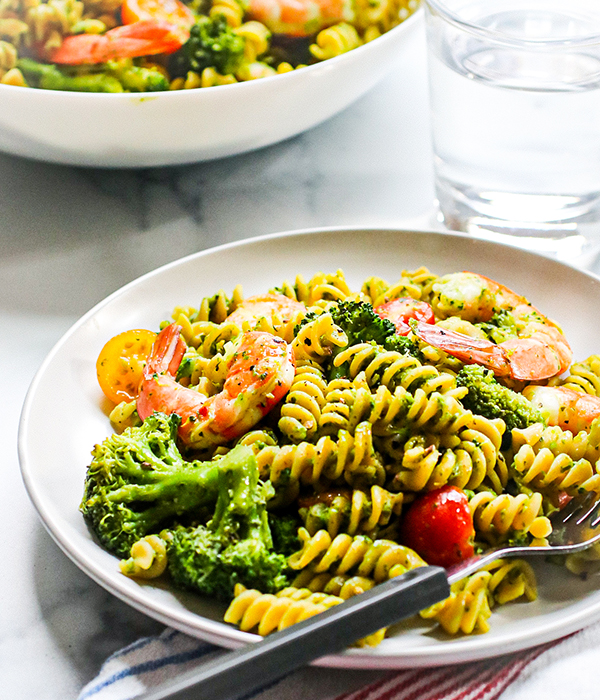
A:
[[557, 492, 596, 524], [574, 497, 600, 526]]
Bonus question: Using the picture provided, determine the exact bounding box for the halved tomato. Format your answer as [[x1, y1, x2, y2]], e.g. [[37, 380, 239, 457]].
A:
[[96, 329, 157, 404]]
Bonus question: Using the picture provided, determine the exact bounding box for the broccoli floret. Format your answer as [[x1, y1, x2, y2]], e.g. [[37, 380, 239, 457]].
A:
[[328, 300, 394, 346], [17, 57, 169, 92], [17, 58, 124, 92], [456, 365, 544, 433], [476, 310, 519, 345], [323, 300, 419, 378], [166, 447, 289, 599], [268, 512, 301, 556], [81, 413, 231, 557], [169, 14, 245, 78], [328, 300, 419, 353], [106, 60, 169, 92]]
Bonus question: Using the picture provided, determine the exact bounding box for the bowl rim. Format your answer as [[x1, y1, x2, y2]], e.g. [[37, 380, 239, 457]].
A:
[[0, 6, 422, 98]]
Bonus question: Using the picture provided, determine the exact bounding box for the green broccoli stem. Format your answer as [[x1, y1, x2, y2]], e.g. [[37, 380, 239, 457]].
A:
[[17, 58, 124, 92], [211, 445, 273, 548], [165, 444, 290, 599], [106, 60, 169, 91], [456, 365, 545, 434]]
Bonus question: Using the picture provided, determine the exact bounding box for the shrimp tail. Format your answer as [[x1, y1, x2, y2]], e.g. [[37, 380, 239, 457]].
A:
[[414, 322, 511, 377], [501, 337, 562, 382], [145, 323, 186, 377], [137, 324, 202, 423]]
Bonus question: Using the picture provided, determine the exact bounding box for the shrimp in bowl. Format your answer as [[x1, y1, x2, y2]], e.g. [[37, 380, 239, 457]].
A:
[[135, 323, 296, 449], [411, 272, 572, 382]]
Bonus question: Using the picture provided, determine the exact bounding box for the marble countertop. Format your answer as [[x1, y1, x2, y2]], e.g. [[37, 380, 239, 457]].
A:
[[3, 16, 600, 700]]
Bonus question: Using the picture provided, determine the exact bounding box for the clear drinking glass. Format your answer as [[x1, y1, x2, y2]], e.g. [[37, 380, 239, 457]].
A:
[[424, 0, 600, 265]]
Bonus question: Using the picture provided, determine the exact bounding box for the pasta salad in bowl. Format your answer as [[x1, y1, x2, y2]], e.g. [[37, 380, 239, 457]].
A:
[[20, 228, 600, 668], [0, 0, 420, 166]]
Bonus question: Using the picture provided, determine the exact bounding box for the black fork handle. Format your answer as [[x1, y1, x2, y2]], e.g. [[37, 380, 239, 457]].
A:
[[138, 566, 449, 700]]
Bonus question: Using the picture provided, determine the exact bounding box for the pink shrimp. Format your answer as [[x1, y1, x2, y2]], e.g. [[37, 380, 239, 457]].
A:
[[50, 20, 186, 64], [226, 293, 305, 326], [137, 323, 295, 448], [374, 298, 435, 336], [523, 385, 600, 433], [412, 272, 572, 382], [246, 0, 353, 36]]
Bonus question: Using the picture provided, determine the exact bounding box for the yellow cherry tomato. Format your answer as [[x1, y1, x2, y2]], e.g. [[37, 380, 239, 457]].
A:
[[96, 329, 157, 404]]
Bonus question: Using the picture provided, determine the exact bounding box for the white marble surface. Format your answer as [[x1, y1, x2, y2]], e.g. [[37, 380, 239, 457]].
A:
[[3, 15, 600, 700]]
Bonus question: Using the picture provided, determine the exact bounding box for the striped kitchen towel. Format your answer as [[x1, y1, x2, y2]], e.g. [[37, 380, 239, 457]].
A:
[[77, 622, 600, 700]]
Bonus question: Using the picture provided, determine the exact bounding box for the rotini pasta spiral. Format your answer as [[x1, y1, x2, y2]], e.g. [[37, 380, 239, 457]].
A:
[[550, 354, 600, 396], [485, 559, 537, 605], [235, 60, 276, 80], [119, 534, 168, 579], [0, 38, 17, 73], [108, 398, 140, 431], [333, 342, 465, 398], [397, 266, 440, 302], [291, 312, 348, 364], [176, 319, 240, 356], [565, 540, 600, 577], [210, 0, 244, 26], [309, 22, 361, 61], [387, 417, 506, 493], [224, 584, 385, 645], [291, 570, 375, 598], [511, 443, 600, 496], [177, 286, 244, 326], [224, 583, 342, 635], [360, 275, 421, 308], [278, 362, 328, 442], [318, 373, 471, 438], [235, 20, 270, 60], [512, 422, 600, 465], [298, 485, 404, 538], [420, 559, 537, 635], [420, 570, 493, 635], [171, 67, 237, 89], [278, 269, 356, 306], [469, 490, 552, 544], [287, 528, 426, 581], [250, 424, 385, 505], [25, 0, 84, 55]]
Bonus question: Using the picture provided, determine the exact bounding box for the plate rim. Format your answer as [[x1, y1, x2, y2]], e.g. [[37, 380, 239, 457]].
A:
[[18, 225, 600, 669]]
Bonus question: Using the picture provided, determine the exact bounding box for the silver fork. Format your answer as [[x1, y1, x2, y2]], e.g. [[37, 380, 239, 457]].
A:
[[138, 493, 600, 700], [446, 490, 600, 584]]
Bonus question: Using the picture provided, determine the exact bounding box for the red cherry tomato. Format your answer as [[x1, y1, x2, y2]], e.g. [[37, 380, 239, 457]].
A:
[[557, 491, 573, 510], [375, 298, 435, 336], [400, 486, 475, 567]]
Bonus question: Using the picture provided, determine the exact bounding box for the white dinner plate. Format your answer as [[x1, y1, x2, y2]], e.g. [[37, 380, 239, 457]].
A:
[[18, 227, 600, 669]]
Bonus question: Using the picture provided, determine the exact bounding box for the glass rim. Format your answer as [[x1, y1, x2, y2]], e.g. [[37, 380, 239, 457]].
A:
[[423, 0, 600, 48]]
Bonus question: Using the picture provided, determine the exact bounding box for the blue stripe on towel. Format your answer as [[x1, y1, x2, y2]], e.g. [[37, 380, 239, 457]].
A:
[[238, 672, 292, 700], [80, 641, 217, 699], [110, 636, 156, 661]]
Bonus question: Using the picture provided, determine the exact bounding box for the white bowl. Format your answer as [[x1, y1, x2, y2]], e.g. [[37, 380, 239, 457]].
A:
[[0, 11, 420, 168]]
